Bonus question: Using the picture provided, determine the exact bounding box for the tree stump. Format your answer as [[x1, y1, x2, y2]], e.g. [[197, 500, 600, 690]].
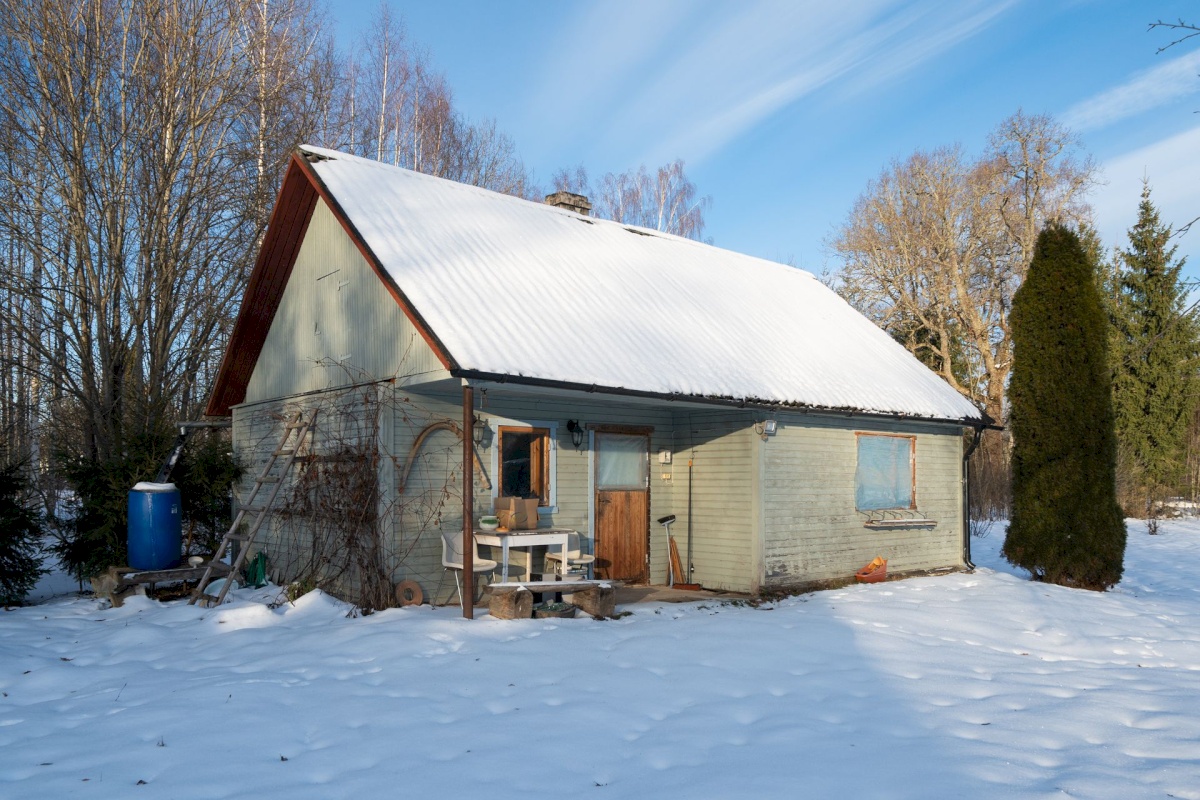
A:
[[568, 584, 616, 618], [90, 566, 147, 608], [489, 587, 533, 619]]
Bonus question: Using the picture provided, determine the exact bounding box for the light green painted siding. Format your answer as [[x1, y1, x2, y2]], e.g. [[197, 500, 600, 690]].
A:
[[244, 198, 446, 405], [231, 385, 391, 604], [761, 415, 965, 586], [390, 387, 683, 602], [233, 379, 964, 602], [668, 410, 758, 592]]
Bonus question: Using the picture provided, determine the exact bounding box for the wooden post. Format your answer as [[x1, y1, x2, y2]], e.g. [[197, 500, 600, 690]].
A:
[[462, 384, 474, 620]]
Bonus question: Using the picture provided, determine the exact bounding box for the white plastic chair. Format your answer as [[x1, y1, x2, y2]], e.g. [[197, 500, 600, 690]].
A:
[[437, 530, 497, 607], [543, 531, 596, 578]]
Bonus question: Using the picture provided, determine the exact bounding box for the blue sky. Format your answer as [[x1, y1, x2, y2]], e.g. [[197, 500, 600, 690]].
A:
[[337, 0, 1200, 278]]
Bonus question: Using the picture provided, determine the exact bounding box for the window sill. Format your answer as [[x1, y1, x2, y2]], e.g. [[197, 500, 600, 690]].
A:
[[863, 518, 937, 530]]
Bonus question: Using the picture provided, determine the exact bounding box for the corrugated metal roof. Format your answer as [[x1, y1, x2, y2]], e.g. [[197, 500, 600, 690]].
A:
[[301, 145, 983, 423]]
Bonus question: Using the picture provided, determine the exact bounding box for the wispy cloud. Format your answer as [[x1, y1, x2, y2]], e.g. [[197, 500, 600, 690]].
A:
[[1062, 49, 1200, 132], [527, 0, 1016, 169], [1091, 125, 1200, 266]]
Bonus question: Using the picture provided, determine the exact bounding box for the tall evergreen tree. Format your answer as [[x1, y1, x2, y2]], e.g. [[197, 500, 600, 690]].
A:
[[1110, 183, 1198, 522], [1003, 224, 1126, 590]]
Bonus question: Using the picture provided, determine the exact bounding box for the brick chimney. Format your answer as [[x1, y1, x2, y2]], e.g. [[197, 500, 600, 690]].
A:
[[544, 191, 592, 216]]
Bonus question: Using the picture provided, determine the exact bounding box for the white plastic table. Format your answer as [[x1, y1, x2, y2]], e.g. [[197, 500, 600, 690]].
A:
[[474, 528, 572, 581]]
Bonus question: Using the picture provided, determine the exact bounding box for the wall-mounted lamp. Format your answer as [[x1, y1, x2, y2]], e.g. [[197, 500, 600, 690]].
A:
[[472, 414, 488, 446], [566, 419, 585, 450], [754, 419, 779, 441]]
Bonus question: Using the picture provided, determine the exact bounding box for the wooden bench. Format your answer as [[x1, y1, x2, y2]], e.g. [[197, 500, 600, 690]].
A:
[[485, 580, 616, 619], [91, 562, 231, 607], [485, 580, 609, 594]]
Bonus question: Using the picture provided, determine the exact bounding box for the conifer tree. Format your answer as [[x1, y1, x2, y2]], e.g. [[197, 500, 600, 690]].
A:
[[1110, 183, 1198, 526], [0, 458, 45, 605], [1003, 224, 1126, 590]]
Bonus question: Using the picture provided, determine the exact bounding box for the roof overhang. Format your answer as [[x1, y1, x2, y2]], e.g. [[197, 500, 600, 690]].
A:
[[452, 368, 995, 430]]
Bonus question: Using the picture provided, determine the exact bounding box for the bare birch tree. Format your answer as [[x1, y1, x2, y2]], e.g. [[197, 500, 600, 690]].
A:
[[0, 0, 330, 466], [553, 160, 712, 241], [334, 3, 533, 198]]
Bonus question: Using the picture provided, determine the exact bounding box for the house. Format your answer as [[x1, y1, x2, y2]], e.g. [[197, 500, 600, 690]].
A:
[[206, 146, 988, 609]]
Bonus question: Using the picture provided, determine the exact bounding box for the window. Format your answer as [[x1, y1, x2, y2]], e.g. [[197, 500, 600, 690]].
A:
[[855, 434, 915, 511], [498, 426, 552, 506]]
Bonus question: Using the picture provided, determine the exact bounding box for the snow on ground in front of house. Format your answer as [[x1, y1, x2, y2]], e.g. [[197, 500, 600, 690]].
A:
[[3, 522, 1199, 799]]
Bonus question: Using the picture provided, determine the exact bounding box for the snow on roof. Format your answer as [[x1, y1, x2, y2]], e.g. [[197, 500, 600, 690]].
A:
[[301, 145, 983, 423]]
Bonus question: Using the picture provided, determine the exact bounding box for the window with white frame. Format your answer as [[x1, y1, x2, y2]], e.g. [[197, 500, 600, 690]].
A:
[[855, 433, 916, 511]]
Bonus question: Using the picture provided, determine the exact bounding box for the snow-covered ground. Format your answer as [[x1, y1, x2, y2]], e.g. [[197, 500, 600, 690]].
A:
[[3, 522, 1199, 799]]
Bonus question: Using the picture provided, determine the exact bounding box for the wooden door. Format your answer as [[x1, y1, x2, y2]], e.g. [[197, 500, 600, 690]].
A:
[[594, 430, 650, 583]]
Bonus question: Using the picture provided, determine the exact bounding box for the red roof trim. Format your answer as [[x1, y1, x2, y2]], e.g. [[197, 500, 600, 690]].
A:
[[205, 151, 456, 417], [206, 156, 318, 416]]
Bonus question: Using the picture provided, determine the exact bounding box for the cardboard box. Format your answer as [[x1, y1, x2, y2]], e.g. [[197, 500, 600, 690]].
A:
[[493, 497, 540, 530]]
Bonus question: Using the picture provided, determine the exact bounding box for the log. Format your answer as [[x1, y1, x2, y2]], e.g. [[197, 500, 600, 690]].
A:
[[489, 587, 533, 619], [568, 584, 616, 618]]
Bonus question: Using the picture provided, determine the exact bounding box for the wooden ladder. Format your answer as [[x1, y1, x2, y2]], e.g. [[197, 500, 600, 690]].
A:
[[189, 409, 317, 606]]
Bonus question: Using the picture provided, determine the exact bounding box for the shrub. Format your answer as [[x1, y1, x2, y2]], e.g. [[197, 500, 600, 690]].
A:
[[1003, 224, 1126, 590], [0, 459, 47, 605]]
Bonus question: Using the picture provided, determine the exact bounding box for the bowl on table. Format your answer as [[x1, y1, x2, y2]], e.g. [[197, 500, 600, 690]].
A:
[[478, 516, 500, 532]]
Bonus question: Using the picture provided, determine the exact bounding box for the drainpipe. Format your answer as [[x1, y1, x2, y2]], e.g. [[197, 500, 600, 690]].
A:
[[962, 426, 984, 571], [462, 384, 475, 620]]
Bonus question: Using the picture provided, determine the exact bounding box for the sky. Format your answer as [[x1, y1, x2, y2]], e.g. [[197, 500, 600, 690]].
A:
[[335, 0, 1200, 280]]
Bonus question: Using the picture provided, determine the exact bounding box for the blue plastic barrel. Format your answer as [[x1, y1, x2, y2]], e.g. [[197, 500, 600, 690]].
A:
[[127, 482, 182, 570]]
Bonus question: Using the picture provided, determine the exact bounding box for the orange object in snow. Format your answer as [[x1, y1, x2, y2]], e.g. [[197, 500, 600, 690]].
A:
[[855, 556, 888, 583]]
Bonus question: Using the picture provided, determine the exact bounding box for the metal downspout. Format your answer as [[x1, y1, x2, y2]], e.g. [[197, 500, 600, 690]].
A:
[[462, 384, 474, 619], [962, 426, 984, 571]]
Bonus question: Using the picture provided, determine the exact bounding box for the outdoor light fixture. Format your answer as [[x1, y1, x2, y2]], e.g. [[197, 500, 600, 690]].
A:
[[472, 414, 487, 446], [566, 419, 585, 450]]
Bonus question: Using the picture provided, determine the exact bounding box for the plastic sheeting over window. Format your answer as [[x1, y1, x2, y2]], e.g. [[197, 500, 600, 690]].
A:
[[596, 433, 648, 490], [855, 435, 914, 510]]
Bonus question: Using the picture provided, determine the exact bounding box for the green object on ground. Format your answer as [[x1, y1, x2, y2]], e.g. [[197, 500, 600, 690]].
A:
[[243, 551, 267, 588]]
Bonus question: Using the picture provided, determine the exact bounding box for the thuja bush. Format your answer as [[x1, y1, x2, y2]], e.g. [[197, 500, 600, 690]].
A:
[[1003, 224, 1126, 590], [0, 458, 47, 605]]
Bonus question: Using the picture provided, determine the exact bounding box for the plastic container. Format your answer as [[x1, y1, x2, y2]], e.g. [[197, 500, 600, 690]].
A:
[[127, 482, 182, 570], [855, 556, 888, 584]]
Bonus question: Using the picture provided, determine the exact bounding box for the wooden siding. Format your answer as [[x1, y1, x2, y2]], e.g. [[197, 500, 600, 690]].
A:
[[232, 379, 964, 603], [385, 388, 688, 602], [231, 385, 392, 604], [761, 415, 965, 587], [667, 411, 757, 593], [243, 198, 446, 405]]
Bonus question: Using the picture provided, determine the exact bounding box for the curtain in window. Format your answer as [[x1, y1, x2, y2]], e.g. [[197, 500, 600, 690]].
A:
[[855, 435, 913, 510]]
